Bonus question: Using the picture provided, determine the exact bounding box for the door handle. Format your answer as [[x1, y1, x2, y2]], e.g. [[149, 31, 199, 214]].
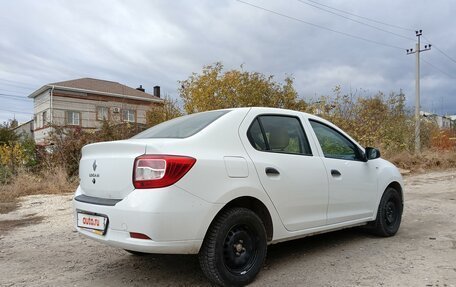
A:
[[331, 169, 341, 177], [265, 167, 280, 176]]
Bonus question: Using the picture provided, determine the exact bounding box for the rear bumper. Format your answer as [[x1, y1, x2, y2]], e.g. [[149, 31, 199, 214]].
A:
[[73, 185, 223, 254], [77, 228, 202, 254]]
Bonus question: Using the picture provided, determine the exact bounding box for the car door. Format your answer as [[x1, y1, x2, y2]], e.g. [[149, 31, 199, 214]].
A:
[[307, 119, 378, 225], [240, 112, 329, 231]]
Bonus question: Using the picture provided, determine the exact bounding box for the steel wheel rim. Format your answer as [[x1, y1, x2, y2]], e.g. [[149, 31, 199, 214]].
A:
[[222, 224, 259, 275], [385, 200, 398, 226]]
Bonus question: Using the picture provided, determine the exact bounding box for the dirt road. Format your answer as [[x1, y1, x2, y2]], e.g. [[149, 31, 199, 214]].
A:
[[1, 170, 455, 286]]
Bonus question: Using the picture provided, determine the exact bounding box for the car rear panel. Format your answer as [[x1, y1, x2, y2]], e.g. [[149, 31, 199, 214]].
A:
[[73, 108, 254, 254], [79, 140, 147, 199]]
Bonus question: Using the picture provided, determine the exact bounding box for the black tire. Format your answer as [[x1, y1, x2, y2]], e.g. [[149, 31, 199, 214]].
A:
[[124, 249, 147, 256], [198, 207, 267, 287], [369, 187, 403, 237]]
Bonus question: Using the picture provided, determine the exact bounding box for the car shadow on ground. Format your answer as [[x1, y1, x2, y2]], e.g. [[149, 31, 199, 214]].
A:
[[86, 228, 373, 286], [266, 228, 371, 263]]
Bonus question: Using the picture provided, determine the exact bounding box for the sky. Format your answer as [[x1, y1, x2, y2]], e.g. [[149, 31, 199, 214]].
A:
[[1, 0, 455, 124]]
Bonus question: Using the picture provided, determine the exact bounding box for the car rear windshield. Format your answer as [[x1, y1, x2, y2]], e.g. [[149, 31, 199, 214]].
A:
[[132, 110, 230, 139]]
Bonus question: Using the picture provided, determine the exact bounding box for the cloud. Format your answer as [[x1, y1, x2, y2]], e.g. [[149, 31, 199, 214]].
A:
[[293, 64, 388, 98], [1, 0, 455, 124]]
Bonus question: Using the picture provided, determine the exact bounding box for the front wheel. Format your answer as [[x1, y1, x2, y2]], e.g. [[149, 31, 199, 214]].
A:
[[199, 207, 267, 286], [369, 187, 403, 237]]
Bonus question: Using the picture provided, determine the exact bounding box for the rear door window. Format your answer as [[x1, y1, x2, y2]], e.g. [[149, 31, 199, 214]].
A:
[[247, 115, 312, 156]]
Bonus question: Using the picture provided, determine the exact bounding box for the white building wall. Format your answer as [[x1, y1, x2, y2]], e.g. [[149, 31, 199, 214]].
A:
[[32, 88, 154, 144], [442, 117, 452, 129], [51, 96, 150, 128], [13, 121, 34, 139], [435, 116, 452, 129], [33, 89, 51, 144]]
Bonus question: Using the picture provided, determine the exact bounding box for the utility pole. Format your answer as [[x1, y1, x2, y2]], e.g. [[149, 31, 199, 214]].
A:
[[407, 30, 431, 154]]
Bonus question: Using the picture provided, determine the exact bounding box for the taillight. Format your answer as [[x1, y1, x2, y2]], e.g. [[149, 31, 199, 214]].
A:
[[133, 155, 196, 189]]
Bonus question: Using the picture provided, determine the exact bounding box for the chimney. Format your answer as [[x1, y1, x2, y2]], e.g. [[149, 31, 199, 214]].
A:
[[153, 86, 160, 98], [136, 85, 145, 92]]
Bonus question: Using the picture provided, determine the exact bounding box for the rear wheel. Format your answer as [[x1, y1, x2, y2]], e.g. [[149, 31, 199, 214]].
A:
[[199, 207, 267, 286], [369, 187, 403, 237]]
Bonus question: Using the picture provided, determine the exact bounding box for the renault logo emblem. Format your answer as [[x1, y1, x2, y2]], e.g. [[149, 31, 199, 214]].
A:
[[89, 160, 100, 183]]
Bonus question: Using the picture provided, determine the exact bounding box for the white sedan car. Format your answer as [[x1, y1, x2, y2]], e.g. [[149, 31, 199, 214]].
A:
[[73, 107, 403, 286]]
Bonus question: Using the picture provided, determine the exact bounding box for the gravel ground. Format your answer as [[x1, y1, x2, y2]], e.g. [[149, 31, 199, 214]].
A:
[[0, 170, 455, 287]]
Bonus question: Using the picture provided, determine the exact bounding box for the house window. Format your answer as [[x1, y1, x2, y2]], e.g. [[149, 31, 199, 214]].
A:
[[42, 111, 47, 127], [97, 106, 109, 121], [122, 109, 135, 122], [67, 111, 80, 126]]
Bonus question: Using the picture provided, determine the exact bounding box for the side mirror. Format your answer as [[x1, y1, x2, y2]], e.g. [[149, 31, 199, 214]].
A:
[[365, 147, 381, 160]]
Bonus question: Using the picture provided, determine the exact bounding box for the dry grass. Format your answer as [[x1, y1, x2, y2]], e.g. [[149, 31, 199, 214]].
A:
[[385, 150, 456, 172], [0, 167, 78, 214]]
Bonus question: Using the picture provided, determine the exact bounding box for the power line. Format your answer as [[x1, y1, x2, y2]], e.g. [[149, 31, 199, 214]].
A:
[[235, 0, 404, 50], [422, 35, 456, 65], [296, 0, 456, 74], [304, 0, 413, 32], [0, 79, 35, 90], [0, 94, 32, 102], [422, 58, 455, 79], [296, 0, 413, 41], [406, 33, 456, 79], [0, 78, 35, 87], [0, 82, 34, 91], [432, 45, 456, 64], [0, 88, 26, 94], [237, 0, 454, 82], [0, 92, 28, 98], [0, 108, 33, 115]]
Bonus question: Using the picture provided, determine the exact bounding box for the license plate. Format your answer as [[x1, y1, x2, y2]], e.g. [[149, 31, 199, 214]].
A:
[[77, 212, 107, 235]]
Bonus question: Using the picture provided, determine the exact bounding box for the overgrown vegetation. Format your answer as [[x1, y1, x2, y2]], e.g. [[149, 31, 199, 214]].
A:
[[307, 86, 448, 153], [179, 62, 307, 113], [146, 96, 183, 127], [45, 122, 146, 177], [388, 150, 456, 172], [305, 87, 455, 171], [0, 167, 76, 213], [0, 120, 146, 212], [1, 62, 455, 211], [0, 123, 36, 184]]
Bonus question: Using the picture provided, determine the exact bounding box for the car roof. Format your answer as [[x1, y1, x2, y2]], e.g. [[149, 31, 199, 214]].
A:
[[221, 106, 324, 121]]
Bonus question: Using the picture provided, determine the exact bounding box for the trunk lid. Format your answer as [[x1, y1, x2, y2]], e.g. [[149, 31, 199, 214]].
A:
[[79, 140, 146, 199]]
